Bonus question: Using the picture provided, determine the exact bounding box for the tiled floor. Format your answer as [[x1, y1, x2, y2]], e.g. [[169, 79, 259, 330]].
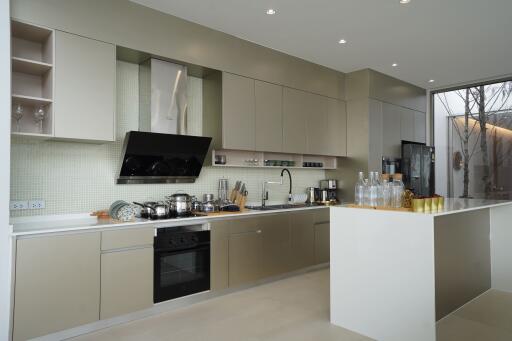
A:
[[71, 269, 371, 341], [70, 269, 512, 341], [437, 289, 512, 341]]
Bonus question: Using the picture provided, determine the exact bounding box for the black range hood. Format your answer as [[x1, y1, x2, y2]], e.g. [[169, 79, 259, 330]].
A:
[[117, 131, 212, 184]]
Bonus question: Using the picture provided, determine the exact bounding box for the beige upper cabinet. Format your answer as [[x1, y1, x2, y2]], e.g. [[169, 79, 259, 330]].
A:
[[54, 31, 115, 141], [414, 111, 426, 143], [255, 80, 283, 152], [222, 72, 256, 150], [306, 93, 329, 155], [283, 87, 308, 153], [400, 106, 416, 142], [381, 102, 403, 158], [326, 98, 347, 156], [13, 232, 101, 341]]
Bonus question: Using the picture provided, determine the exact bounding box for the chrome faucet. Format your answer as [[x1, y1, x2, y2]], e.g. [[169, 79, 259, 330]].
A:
[[261, 168, 293, 207]]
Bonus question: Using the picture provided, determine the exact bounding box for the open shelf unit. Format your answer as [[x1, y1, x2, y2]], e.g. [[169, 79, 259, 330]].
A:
[[211, 149, 337, 170], [11, 20, 54, 137]]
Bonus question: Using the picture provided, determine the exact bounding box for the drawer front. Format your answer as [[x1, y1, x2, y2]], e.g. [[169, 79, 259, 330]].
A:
[[314, 208, 330, 224], [229, 217, 261, 234], [101, 227, 154, 251]]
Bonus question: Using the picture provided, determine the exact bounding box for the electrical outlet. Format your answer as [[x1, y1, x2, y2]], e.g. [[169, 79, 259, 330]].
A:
[[29, 199, 45, 209], [10, 200, 28, 210]]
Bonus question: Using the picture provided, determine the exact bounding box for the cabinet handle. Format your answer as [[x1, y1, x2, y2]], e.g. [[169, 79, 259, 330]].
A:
[[256, 230, 262, 234]]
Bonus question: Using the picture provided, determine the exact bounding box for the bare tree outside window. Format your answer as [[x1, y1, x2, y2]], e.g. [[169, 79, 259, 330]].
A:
[[434, 81, 512, 199]]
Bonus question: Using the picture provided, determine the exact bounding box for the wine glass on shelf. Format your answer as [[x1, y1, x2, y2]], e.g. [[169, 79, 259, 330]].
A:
[[33, 105, 46, 134], [12, 103, 24, 133]]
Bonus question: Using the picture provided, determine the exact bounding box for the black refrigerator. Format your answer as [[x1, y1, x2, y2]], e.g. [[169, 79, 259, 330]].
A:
[[401, 141, 435, 197]]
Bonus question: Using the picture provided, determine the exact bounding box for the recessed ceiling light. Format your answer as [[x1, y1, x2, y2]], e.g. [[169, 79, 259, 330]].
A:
[[399, 0, 411, 4], [428, 79, 435, 83], [338, 39, 347, 44], [392, 63, 398, 67], [266, 8, 276, 15]]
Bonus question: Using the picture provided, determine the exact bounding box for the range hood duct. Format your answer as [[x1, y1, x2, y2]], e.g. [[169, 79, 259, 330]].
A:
[[117, 59, 211, 184], [139, 58, 188, 135]]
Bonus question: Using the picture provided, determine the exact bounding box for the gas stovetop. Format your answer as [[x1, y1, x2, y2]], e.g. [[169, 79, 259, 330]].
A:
[[142, 212, 208, 221]]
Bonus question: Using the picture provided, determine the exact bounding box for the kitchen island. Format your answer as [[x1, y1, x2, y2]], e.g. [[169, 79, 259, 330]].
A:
[[330, 199, 512, 341]]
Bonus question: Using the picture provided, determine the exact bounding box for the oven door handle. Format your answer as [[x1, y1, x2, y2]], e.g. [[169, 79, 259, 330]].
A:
[[154, 244, 210, 255]]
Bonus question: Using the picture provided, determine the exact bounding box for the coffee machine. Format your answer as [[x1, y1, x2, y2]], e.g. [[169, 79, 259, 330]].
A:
[[319, 179, 338, 203]]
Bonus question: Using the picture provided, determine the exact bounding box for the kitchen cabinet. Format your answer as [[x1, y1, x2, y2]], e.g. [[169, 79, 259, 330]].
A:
[[260, 214, 292, 278], [213, 210, 330, 290], [222, 72, 255, 150], [255, 80, 283, 152], [283, 87, 308, 154], [306, 93, 329, 155], [228, 218, 263, 287], [381, 102, 404, 158], [210, 220, 230, 291], [414, 111, 426, 143], [100, 228, 154, 319], [326, 98, 347, 156], [100, 247, 153, 319], [290, 211, 316, 270], [13, 232, 100, 341], [54, 31, 115, 141], [400, 106, 416, 142], [228, 230, 263, 287], [314, 223, 330, 264]]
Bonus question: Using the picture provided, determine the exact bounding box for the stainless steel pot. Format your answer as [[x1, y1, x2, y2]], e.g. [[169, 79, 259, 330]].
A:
[[134, 201, 168, 219], [202, 200, 220, 213], [166, 193, 192, 216]]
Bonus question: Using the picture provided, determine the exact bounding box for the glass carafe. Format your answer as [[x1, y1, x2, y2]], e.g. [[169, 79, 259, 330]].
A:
[[355, 171, 365, 206], [391, 175, 405, 208], [368, 172, 379, 207]]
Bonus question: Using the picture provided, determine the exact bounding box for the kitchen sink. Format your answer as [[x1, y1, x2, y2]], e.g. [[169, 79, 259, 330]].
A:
[[245, 203, 317, 211]]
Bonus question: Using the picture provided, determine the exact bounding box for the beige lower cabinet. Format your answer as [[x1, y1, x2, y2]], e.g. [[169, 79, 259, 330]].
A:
[[290, 211, 316, 270], [214, 210, 330, 290], [210, 220, 230, 291], [314, 223, 330, 264], [13, 232, 101, 341], [228, 218, 263, 287], [100, 247, 153, 319], [260, 214, 292, 278]]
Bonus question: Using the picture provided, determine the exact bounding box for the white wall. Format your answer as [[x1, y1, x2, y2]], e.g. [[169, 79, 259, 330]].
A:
[[0, 0, 12, 339]]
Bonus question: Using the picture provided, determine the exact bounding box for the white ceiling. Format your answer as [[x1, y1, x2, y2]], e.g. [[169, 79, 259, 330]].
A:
[[131, 0, 512, 89]]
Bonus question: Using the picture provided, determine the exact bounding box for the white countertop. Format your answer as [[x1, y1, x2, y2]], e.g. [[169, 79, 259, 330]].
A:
[[432, 198, 512, 216], [10, 204, 332, 237], [332, 198, 512, 217]]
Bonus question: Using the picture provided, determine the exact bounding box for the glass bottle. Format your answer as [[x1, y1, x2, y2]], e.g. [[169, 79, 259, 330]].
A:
[[354, 171, 365, 206], [374, 171, 383, 206], [391, 174, 405, 208], [381, 174, 391, 207], [363, 178, 369, 206], [368, 172, 379, 207]]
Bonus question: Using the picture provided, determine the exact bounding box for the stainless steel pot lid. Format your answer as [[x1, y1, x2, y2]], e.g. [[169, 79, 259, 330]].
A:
[[166, 193, 191, 202]]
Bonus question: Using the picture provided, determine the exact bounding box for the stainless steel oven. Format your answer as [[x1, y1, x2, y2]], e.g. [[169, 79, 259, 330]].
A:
[[154, 224, 210, 303]]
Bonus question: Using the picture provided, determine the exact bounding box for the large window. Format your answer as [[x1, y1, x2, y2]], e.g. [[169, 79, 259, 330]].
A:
[[434, 80, 512, 199]]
